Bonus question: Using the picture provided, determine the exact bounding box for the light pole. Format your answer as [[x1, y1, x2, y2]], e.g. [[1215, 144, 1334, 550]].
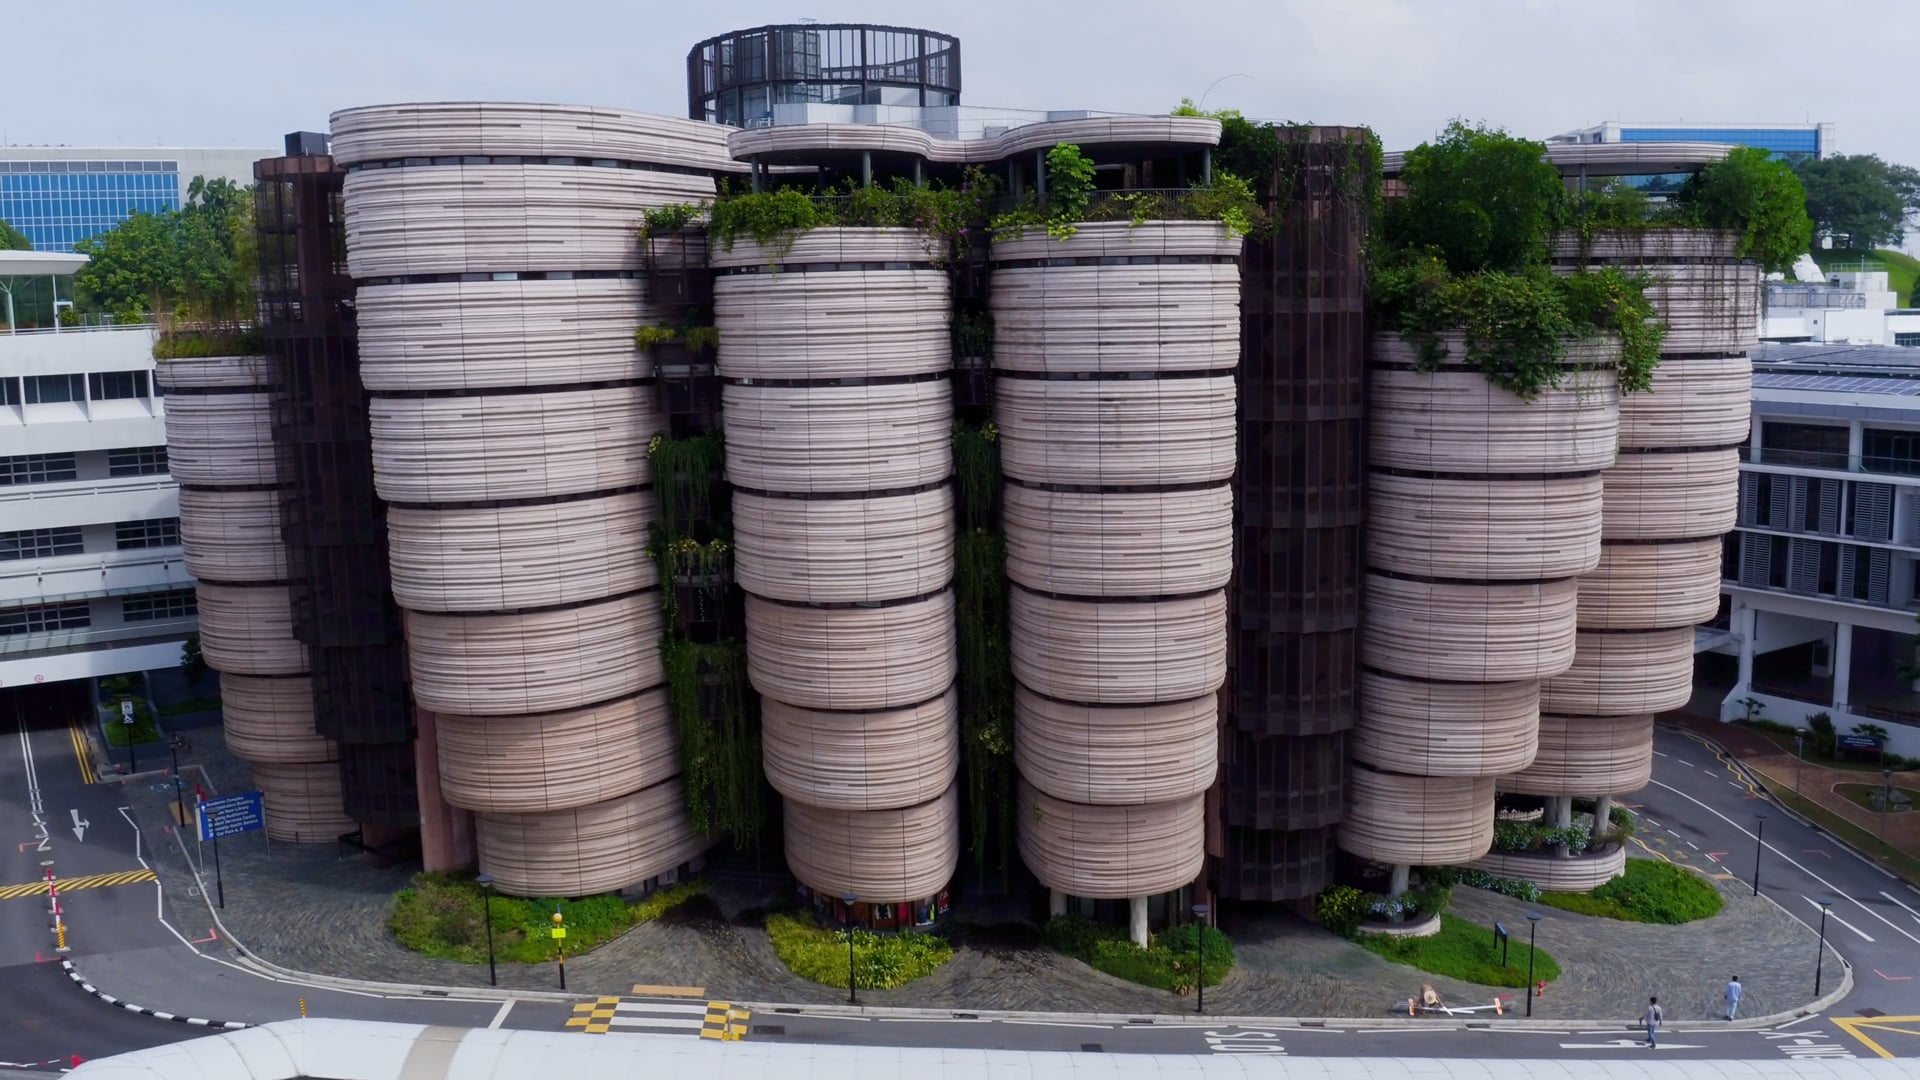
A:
[[1882, 768, 1894, 843], [841, 892, 858, 1005], [1525, 913, 1542, 1017], [1814, 900, 1833, 997], [1795, 733, 1804, 795], [1195, 73, 1252, 112], [476, 874, 496, 987], [1752, 813, 1766, 897], [167, 736, 186, 827], [1192, 902, 1210, 1015]]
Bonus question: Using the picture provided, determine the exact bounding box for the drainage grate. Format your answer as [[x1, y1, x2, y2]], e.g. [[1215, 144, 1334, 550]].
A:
[[754, 1025, 786, 1036], [775, 1007, 800, 1014], [420, 990, 448, 997], [954, 1012, 978, 1020], [1858, 1008, 1886, 1018], [1081, 1044, 1104, 1053]]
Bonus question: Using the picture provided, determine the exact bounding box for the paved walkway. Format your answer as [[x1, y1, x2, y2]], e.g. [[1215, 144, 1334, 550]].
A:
[[104, 730, 1825, 1023], [1668, 713, 1920, 862]]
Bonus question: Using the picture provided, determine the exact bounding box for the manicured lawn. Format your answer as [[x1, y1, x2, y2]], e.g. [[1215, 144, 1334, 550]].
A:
[[1751, 774, 1920, 886], [765, 912, 954, 989], [389, 872, 705, 964], [1356, 913, 1560, 988], [1042, 913, 1234, 993], [1731, 723, 1911, 773], [1836, 782, 1920, 814], [102, 712, 163, 748], [1534, 858, 1724, 924]]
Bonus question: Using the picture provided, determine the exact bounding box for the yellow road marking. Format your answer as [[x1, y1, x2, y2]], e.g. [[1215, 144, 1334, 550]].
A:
[[67, 720, 95, 785], [631, 984, 705, 997], [0, 868, 156, 900], [566, 997, 621, 1035], [1828, 1015, 1920, 1059], [701, 1000, 749, 1040]]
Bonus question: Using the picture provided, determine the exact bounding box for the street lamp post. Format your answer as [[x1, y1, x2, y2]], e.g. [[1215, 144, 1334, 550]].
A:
[[1752, 813, 1766, 897], [476, 875, 496, 987], [1795, 733, 1804, 795], [841, 893, 859, 1005], [1525, 913, 1542, 1017], [1814, 900, 1832, 997], [1882, 768, 1894, 843], [167, 737, 186, 828], [1192, 902, 1210, 1015]]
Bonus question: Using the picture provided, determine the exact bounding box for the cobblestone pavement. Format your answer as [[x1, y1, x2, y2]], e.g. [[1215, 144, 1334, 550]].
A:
[[113, 731, 1825, 1022]]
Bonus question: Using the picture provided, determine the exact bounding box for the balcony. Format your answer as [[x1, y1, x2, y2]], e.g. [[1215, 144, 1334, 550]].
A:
[[1740, 446, 1920, 479], [0, 615, 196, 659], [0, 549, 192, 607], [0, 474, 178, 531]]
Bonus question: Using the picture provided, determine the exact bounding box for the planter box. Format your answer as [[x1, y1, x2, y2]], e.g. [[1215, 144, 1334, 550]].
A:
[[1469, 842, 1627, 893]]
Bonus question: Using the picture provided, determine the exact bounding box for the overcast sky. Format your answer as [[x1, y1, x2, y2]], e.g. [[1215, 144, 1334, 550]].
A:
[[9, 1, 1914, 168]]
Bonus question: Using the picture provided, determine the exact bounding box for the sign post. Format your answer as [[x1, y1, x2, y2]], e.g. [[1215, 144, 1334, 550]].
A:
[[1494, 921, 1509, 967], [196, 791, 266, 910], [120, 700, 136, 775], [551, 910, 567, 990]]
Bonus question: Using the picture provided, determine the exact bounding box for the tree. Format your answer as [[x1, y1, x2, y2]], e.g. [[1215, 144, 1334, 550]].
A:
[[1385, 120, 1565, 275], [70, 174, 255, 324], [1791, 154, 1920, 249], [0, 219, 30, 251], [1675, 147, 1814, 274]]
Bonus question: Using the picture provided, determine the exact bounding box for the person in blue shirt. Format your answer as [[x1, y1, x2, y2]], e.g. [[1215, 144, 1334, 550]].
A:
[[1726, 975, 1742, 1021]]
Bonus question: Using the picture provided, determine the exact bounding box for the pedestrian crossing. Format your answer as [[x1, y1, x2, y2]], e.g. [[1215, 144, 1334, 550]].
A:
[[565, 997, 750, 1039], [0, 868, 155, 900]]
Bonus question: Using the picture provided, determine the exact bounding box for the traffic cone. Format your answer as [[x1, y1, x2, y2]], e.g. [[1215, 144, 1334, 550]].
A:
[[1493, 997, 1503, 1016]]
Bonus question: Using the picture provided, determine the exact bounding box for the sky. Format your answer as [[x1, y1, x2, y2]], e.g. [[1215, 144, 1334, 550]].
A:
[[7, 1, 1917, 179]]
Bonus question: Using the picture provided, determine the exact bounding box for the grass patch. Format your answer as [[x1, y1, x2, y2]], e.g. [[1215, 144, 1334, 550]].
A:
[[1534, 858, 1724, 924], [1732, 723, 1912, 773], [1752, 773, 1920, 886], [1812, 247, 1920, 307], [389, 872, 705, 964], [1356, 914, 1560, 988], [765, 912, 953, 990], [1042, 913, 1233, 993], [102, 712, 163, 747], [157, 696, 221, 717], [1835, 782, 1919, 814]]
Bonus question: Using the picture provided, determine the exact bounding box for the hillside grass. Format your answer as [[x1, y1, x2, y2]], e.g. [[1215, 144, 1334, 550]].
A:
[[1811, 247, 1920, 306]]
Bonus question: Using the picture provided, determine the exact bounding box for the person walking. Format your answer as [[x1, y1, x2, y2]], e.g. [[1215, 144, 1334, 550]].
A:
[[1726, 976, 1742, 1021], [1643, 996, 1664, 1048]]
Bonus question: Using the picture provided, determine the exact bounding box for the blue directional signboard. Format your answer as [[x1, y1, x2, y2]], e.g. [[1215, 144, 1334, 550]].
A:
[[197, 791, 266, 842], [1838, 734, 1885, 752]]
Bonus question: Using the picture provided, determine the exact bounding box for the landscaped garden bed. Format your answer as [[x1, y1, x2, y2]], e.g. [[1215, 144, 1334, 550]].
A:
[[1355, 914, 1560, 988], [389, 872, 705, 963], [1532, 857, 1724, 924], [765, 912, 954, 990], [1041, 913, 1233, 994]]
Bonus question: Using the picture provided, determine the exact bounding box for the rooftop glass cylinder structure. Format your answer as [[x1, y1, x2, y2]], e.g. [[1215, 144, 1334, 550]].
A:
[[688, 23, 960, 127]]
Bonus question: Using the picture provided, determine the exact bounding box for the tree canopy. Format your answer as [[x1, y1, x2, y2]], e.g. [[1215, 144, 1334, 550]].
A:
[[0, 219, 30, 251], [1791, 153, 1920, 249], [71, 175, 254, 324]]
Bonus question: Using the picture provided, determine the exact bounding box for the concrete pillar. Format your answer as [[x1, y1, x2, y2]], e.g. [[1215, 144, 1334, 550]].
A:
[[1833, 621, 1854, 713], [1049, 889, 1067, 918], [1388, 863, 1410, 897], [1724, 604, 1758, 720], [750, 157, 762, 194], [1849, 420, 1865, 468], [412, 707, 475, 871], [1035, 150, 1047, 199], [1129, 896, 1149, 947], [1594, 795, 1613, 841], [1202, 147, 1213, 186], [912, 158, 923, 188], [861, 150, 872, 189]]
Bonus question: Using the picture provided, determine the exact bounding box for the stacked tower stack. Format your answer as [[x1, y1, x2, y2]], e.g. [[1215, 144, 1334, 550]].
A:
[[1344, 333, 1621, 891], [163, 352, 353, 840], [1495, 232, 1754, 866], [332, 103, 728, 896], [993, 221, 1240, 945], [718, 228, 961, 916]]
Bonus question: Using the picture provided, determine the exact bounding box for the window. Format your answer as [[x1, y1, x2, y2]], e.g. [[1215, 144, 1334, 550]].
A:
[[1863, 428, 1920, 476], [1761, 421, 1849, 469], [0, 526, 84, 560], [0, 378, 18, 406], [1767, 535, 1790, 589], [87, 370, 149, 400], [0, 600, 90, 636], [107, 445, 168, 477], [24, 374, 84, 404], [121, 588, 196, 623], [1896, 333, 1920, 348], [114, 517, 179, 549], [0, 453, 77, 486]]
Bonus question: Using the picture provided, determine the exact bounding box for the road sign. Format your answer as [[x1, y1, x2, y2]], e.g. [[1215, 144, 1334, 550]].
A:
[[196, 791, 265, 842], [120, 700, 134, 723], [1839, 734, 1884, 752], [551, 927, 567, 939]]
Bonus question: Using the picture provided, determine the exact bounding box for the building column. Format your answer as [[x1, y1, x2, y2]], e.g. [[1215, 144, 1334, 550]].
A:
[[1833, 621, 1854, 713], [1129, 896, 1149, 948], [1049, 889, 1067, 918], [1849, 420, 1865, 469], [1388, 863, 1410, 898], [1035, 150, 1047, 199], [1724, 604, 1757, 720], [1593, 795, 1613, 841]]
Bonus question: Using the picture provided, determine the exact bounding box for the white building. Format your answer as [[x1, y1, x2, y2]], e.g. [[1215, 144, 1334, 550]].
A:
[[1761, 261, 1920, 347], [0, 253, 193, 693], [1713, 343, 1920, 757]]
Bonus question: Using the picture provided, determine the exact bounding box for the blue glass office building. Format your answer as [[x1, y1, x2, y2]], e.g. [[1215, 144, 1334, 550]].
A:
[[0, 158, 181, 251], [0, 159, 182, 251], [1555, 121, 1830, 162]]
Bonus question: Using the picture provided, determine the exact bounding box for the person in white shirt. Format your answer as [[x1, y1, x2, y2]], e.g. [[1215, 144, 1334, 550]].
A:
[[1726, 975, 1742, 1021], [1643, 996, 1664, 1047]]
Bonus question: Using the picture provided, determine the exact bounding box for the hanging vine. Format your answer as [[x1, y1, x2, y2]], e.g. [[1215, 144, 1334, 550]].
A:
[[950, 419, 1015, 881], [648, 431, 728, 541]]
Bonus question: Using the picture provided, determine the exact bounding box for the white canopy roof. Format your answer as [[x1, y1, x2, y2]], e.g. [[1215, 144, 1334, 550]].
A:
[[0, 250, 89, 276]]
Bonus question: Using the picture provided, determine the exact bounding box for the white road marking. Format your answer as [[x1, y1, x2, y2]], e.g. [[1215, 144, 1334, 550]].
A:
[[875, 1017, 988, 1024], [1880, 891, 1920, 924], [1649, 778, 1920, 947], [1004, 1020, 1115, 1029], [488, 1000, 514, 1029], [1560, 1039, 1704, 1050], [1655, 751, 1670, 758], [1769, 1015, 1819, 1029], [1804, 896, 1874, 942], [1686, 841, 1700, 851], [605, 1014, 705, 1031], [1677, 759, 1696, 768]]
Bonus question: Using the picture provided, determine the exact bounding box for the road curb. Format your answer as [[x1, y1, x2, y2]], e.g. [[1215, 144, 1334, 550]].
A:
[[60, 958, 251, 1030]]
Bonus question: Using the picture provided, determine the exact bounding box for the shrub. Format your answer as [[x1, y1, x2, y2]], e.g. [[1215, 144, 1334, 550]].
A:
[[1536, 859, 1724, 924], [1447, 867, 1542, 902], [1042, 913, 1233, 993], [1315, 885, 1368, 939], [639, 202, 705, 239], [389, 872, 706, 964], [765, 912, 953, 990], [1357, 914, 1561, 988]]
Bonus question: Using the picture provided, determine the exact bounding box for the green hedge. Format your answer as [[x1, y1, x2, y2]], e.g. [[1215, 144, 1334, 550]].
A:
[[389, 872, 705, 964], [764, 912, 953, 989], [1357, 913, 1561, 988], [1534, 858, 1724, 924], [1042, 913, 1233, 993]]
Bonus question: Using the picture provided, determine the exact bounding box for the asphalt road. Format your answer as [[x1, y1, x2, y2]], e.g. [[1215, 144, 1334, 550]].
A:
[[3, 701, 1913, 1066]]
